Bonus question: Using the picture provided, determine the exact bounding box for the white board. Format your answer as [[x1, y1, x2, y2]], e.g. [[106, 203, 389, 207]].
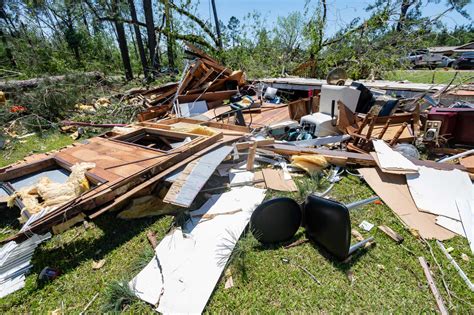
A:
[[457, 199, 474, 254], [406, 166, 474, 220], [130, 187, 266, 313], [372, 139, 418, 174]]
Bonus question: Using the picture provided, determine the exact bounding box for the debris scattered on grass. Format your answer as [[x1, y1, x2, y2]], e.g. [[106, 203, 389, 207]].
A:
[[92, 259, 106, 270]]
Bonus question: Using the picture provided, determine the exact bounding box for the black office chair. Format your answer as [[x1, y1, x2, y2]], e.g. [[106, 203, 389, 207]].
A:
[[304, 194, 375, 260], [251, 194, 377, 260]]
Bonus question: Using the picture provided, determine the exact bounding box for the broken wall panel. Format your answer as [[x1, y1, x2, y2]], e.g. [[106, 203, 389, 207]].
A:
[[0, 124, 225, 243]]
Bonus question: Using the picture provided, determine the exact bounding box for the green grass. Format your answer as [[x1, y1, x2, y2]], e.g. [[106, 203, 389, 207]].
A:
[[384, 69, 474, 84], [0, 131, 75, 168]]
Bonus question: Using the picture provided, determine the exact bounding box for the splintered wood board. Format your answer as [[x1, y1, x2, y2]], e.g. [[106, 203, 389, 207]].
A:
[[164, 146, 233, 207]]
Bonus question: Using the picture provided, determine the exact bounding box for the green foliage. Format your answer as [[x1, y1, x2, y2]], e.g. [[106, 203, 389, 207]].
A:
[[102, 280, 138, 312]]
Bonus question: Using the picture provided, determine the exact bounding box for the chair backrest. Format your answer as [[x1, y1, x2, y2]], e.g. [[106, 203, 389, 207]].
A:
[[304, 194, 351, 260], [250, 197, 302, 244]]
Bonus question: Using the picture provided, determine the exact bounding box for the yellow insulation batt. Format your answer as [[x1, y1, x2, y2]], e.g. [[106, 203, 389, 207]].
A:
[[8, 162, 95, 219], [291, 154, 328, 174], [171, 125, 218, 136]]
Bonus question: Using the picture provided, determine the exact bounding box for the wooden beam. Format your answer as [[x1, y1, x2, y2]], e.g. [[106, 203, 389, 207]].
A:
[[418, 256, 448, 315], [246, 142, 257, 171]]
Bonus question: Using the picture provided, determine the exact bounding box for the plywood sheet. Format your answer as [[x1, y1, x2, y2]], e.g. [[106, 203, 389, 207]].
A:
[[358, 168, 455, 240], [261, 168, 297, 192], [372, 139, 418, 174]]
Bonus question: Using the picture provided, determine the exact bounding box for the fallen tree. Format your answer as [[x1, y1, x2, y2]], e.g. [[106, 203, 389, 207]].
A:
[[0, 72, 105, 92]]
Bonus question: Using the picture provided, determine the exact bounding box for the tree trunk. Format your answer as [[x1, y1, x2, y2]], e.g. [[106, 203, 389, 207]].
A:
[[143, 0, 158, 71], [164, 0, 175, 69], [128, 23, 139, 58], [128, 0, 149, 78], [396, 0, 412, 32], [112, 0, 133, 80], [0, 71, 104, 92], [81, 2, 92, 36], [115, 19, 134, 80], [210, 0, 222, 50], [0, 28, 16, 68]]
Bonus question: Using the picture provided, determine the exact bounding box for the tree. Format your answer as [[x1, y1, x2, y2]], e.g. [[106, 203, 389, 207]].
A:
[[142, 0, 158, 72], [211, 0, 222, 50], [163, 0, 175, 69], [227, 16, 240, 47], [129, 0, 149, 78], [111, 0, 133, 80]]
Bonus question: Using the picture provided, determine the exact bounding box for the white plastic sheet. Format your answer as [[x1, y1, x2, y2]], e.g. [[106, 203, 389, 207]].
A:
[[130, 186, 266, 313]]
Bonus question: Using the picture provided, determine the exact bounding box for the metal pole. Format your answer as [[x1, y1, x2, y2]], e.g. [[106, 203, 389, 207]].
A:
[[211, 0, 223, 50], [346, 196, 380, 210], [437, 241, 474, 291], [438, 149, 474, 163], [348, 236, 374, 255]]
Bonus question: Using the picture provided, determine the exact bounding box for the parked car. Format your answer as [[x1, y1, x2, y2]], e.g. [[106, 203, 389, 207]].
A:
[[452, 52, 474, 69], [439, 55, 455, 68], [401, 49, 444, 69]]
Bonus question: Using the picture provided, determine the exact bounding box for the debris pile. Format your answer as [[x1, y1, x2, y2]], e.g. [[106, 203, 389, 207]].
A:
[[0, 46, 473, 311]]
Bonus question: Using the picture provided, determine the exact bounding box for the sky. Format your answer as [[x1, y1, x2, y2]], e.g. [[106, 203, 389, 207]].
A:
[[193, 0, 473, 37]]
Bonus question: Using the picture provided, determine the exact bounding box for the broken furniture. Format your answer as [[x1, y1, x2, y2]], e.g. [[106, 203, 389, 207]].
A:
[[251, 194, 378, 261], [250, 197, 302, 243], [427, 107, 474, 146], [345, 113, 415, 153], [304, 195, 378, 260]]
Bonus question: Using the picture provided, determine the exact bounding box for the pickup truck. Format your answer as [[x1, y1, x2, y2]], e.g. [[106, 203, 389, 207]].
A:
[[402, 49, 444, 69]]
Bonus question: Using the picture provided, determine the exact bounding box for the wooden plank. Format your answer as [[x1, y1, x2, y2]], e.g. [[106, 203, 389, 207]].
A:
[[418, 256, 448, 315], [246, 142, 257, 171], [163, 145, 233, 207], [261, 168, 297, 192], [89, 135, 243, 218], [378, 225, 404, 243], [139, 119, 249, 134], [0, 158, 57, 181], [235, 139, 274, 150], [177, 90, 237, 104], [269, 144, 376, 167]]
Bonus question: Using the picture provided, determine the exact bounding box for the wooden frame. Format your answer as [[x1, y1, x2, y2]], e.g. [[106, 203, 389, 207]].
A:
[[0, 156, 107, 186], [111, 127, 202, 153], [1, 124, 225, 243]]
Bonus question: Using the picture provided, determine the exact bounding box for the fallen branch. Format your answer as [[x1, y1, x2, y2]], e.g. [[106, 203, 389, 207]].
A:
[[61, 121, 128, 128], [0, 72, 104, 92]]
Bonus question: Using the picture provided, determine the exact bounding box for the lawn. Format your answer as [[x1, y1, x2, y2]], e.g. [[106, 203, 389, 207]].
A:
[[384, 69, 474, 84], [0, 133, 473, 313]]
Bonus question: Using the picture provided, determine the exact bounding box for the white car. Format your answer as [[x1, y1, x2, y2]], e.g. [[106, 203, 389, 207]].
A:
[[402, 49, 444, 69], [439, 55, 455, 68]]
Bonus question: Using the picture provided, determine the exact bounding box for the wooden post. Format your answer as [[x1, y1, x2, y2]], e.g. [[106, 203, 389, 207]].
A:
[[365, 116, 377, 140], [418, 256, 448, 315], [413, 103, 421, 137], [378, 118, 392, 139], [246, 142, 257, 171], [354, 114, 371, 146], [356, 114, 371, 134], [389, 122, 408, 146]]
